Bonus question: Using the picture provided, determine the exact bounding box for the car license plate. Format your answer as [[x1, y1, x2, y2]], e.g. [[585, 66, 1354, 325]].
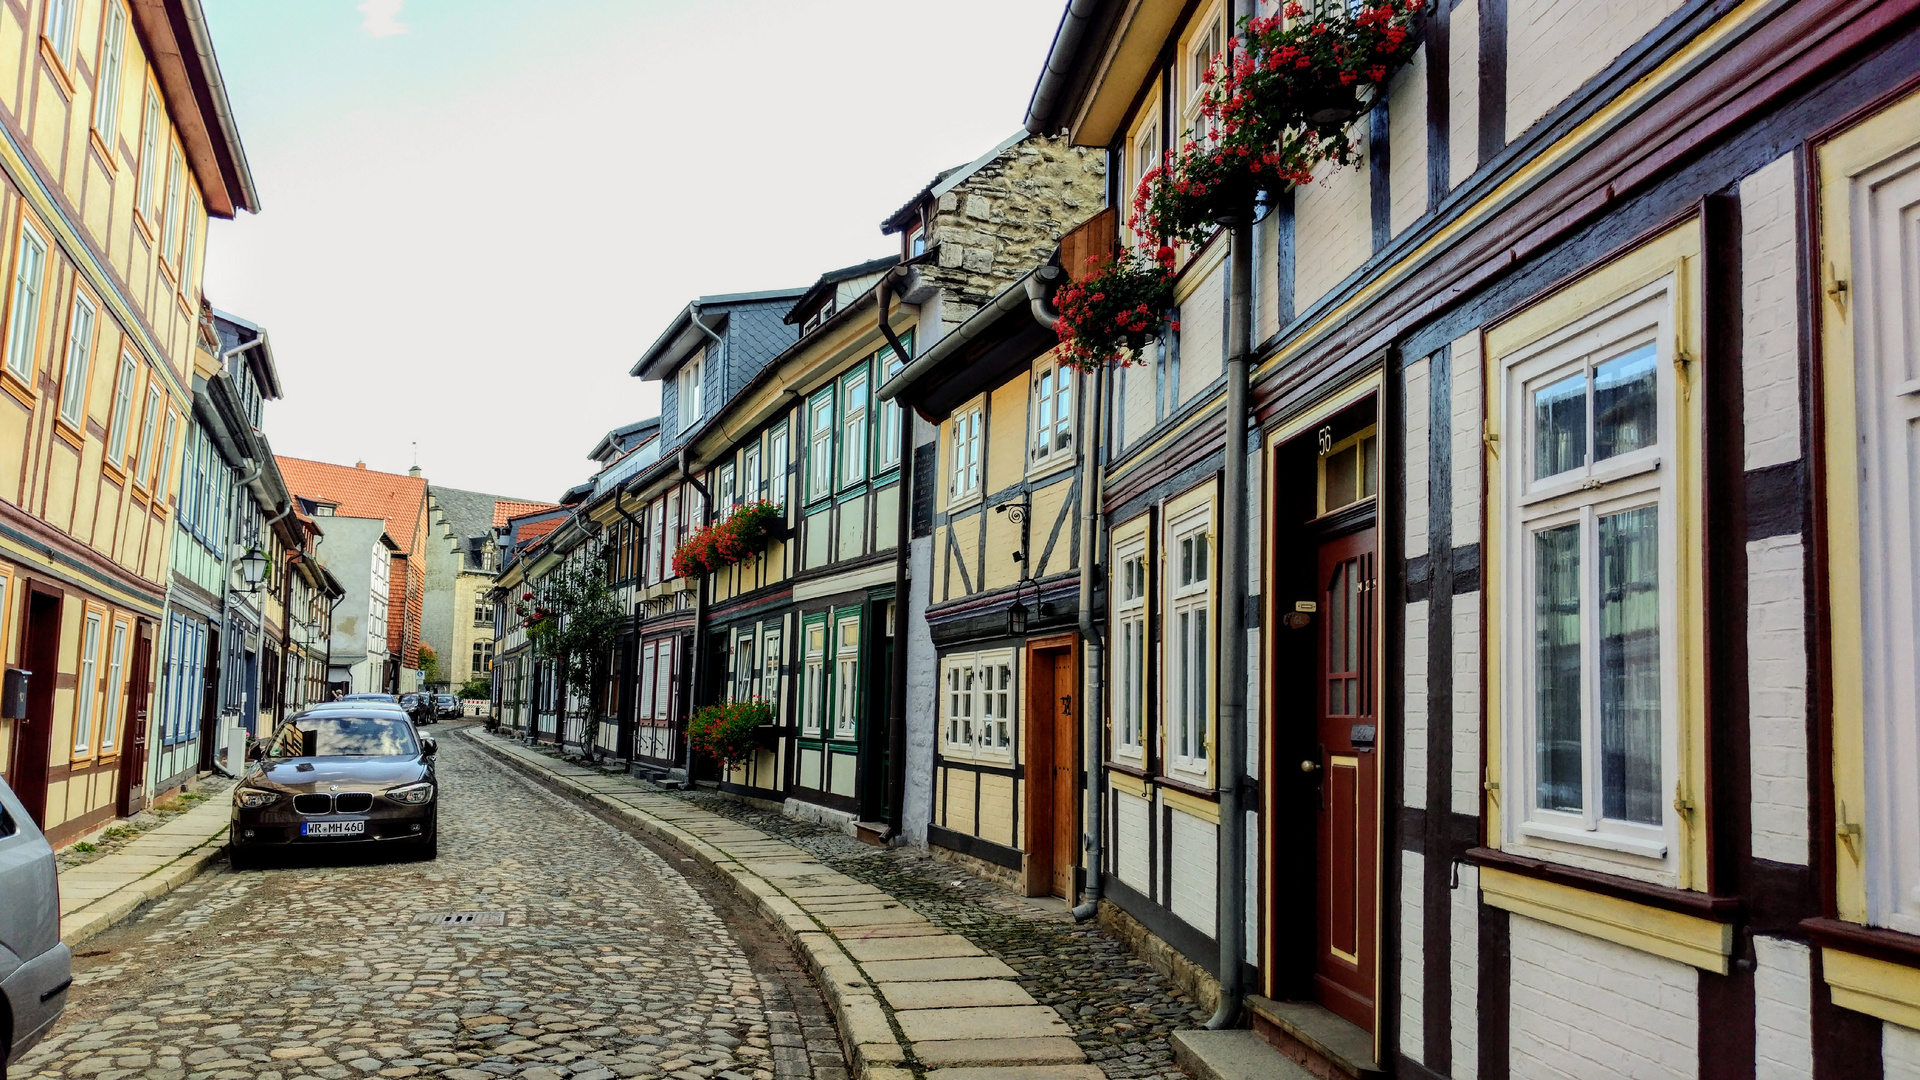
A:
[[301, 820, 366, 837]]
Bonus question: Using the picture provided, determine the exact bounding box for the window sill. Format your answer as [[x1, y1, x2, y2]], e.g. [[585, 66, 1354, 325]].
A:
[[1477, 858, 1734, 973], [1, 370, 37, 409], [1819, 943, 1920, 1030], [38, 40, 75, 99], [88, 129, 118, 173], [947, 490, 983, 514], [1516, 818, 1668, 860], [1026, 451, 1077, 483]]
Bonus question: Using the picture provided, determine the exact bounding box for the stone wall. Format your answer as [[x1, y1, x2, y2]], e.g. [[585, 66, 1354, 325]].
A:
[[920, 135, 1106, 333]]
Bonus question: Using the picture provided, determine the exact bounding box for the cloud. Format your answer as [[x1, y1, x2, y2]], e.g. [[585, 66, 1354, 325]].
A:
[[357, 0, 407, 38]]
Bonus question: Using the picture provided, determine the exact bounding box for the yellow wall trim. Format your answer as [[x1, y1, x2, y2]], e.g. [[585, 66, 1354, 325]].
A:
[[1107, 769, 1149, 799], [1160, 783, 1220, 825], [1823, 948, 1920, 1031], [1479, 866, 1731, 973]]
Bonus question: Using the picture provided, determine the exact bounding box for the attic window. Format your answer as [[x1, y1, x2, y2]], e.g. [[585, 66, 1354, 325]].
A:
[[802, 297, 837, 335], [906, 222, 925, 259], [314, 502, 336, 517]]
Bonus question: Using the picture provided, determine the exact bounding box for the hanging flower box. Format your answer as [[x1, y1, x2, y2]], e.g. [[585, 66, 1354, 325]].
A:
[[1227, 1, 1426, 141], [1052, 249, 1178, 371], [672, 500, 784, 577], [688, 699, 777, 770]]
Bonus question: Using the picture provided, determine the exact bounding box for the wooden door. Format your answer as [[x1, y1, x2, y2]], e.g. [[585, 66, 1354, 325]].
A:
[[1024, 640, 1078, 900], [12, 588, 63, 828], [115, 622, 154, 817], [1312, 528, 1378, 1031]]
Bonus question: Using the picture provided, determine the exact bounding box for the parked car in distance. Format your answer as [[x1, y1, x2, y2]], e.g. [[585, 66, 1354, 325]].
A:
[[434, 694, 462, 720], [397, 693, 434, 725], [0, 777, 71, 1074], [230, 709, 439, 869]]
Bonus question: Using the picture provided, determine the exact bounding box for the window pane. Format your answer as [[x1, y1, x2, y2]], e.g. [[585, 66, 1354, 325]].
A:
[[1600, 506, 1661, 825], [1193, 607, 1207, 758], [1325, 444, 1358, 509], [1594, 344, 1658, 462], [1533, 372, 1587, 480], [1534, 522, 1583, 813]]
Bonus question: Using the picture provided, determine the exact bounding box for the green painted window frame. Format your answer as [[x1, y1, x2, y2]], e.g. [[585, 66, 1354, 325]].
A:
[[839, 361, 872, 492], [828, 604, 861, 744], [797, 611, 829, 743], [874, 330, 913, 476], [805, 387, 836, 506]]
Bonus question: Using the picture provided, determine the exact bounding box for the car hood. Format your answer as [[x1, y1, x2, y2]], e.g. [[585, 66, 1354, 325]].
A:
[[248, 756, 429, 792]]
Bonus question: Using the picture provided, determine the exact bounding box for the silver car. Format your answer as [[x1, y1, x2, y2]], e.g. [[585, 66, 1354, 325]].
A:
[[0, 777, 70, 1073]]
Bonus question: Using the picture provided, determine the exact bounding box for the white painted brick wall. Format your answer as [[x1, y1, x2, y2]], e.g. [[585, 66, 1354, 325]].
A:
[[1168, 807, 1218, 934], [1390, 44, 1429, 238], [1407, 356, 1431, 558], [1406, 599, 1430, 808], [1403, 849, 1426, 1064], [1119, 359, 1157, 452], [1258, 210, 1281, 342], [1753, 936, 1813, 1080], [1116, 791, 1152, 892], [1509, 915, 1698, 1080], [1450, 0, 1480, 189], [1749, 534, 1810, 865], [1452, 865, 1481, 1080], [1245, 810, 1260, 964], [1740, 154, 1802, 470], [1453, 331, 1484, 549], [1506, 0, 1683, 141], [1889, 1022, 1920, 1080], [1178, 258, 1225, 408], [1294, 127, 1373, 314], [1454, 590, 1483, 816]]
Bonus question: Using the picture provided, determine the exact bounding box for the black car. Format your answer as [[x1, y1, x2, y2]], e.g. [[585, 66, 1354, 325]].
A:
[[398, 693, 435, 725], [230, 710, 439, 868], [434, 694, 462, 720]]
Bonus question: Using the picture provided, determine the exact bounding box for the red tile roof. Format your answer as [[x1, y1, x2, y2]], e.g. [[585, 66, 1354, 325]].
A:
[[515, 518, 563, 543], [493, 499, 558, 527], [276, 457, 430, 554]]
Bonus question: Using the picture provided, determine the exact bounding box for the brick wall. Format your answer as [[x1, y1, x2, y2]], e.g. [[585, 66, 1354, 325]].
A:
[[1748, 534, 1810, 864], [1402, 849, 1427, 1063], [1753, 936, 1813, 1080], [1450, 864, 1481, 1079], [1168, 807, 1218, 934], [1740, 155, 1801, 470], [1389, 44, 1430, 238], [1405, 599, 1430, 808], [1450, 0, 1481, 188], [1509, 915, 1698, 1080], [1294, 127, 1374, 314], [1888, 1022, 1920, 1080], [1505, 0, 1684, 141]]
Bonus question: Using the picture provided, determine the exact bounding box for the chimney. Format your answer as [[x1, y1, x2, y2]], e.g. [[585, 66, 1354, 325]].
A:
[[409, 466, 422, 477], [355, 461, 367, 470]]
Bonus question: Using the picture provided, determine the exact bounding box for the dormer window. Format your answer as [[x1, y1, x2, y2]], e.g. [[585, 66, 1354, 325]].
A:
[[905, 222, 926, 259], [678, 355, 704, 432], [313, 502, 336, 517], [802, 297, 837, 335]]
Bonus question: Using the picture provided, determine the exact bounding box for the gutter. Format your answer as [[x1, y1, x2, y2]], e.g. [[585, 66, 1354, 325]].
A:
[[876, 267, 914, 841], [179, 0, 261, 212], [878, 266, 1060, 406], [1072, 309, 1110, 925], [1024, 0, 1103, 135]]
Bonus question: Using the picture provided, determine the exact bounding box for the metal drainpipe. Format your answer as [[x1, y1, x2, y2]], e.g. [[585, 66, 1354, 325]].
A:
[[1207, 218, 1254, 1030], [675, 448, 712, 789], [876, 269, 912, 840], [1074, 357, 1110, 923], [614, 483, 647, 764]]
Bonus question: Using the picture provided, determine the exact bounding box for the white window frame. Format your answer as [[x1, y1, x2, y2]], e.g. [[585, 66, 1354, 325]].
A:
[[767, 421, 790, 509], [133, 381, 161, 487], [1167, 507, 1212, 777], [742, 442, 763, 505], [831, 614, 860, 741], [800, 620, 826, 737], [1030, 357, 1074, 468], [162, 146, 183, 268], [807, 392, 834, 503], [155, 408, 176, 501], [57, 290, 96, 427], [678, 355, 704, 432], [759, 624, 782, 712], [941, 654, 978, 754], [5, 222, 47, 382], [1183, 4, 1226, 124], [949, 404, 983, 504], [137, 88, 160, 218], [106, 352, 138, 464], [717, 461, 737, 518], [1500, 281, 1681, 873], [1128, 104, 1161, 248], [877, 345, 906, 471], [102, 619, 126, 750], [44, 0, 77, 69], [1114, 539, 1149, 761], [841, 366, 869, 487], [73, 611, 101, 752], [94, 3, 126, 140]]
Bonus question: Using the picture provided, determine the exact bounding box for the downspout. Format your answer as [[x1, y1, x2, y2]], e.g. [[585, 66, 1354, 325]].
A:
[[877, 268, 913, 840], [1052, 282, 1112, 924], [1207, 216, 1254, 1030], [614, 482, 647, 764], [675, 448, 712, 788]]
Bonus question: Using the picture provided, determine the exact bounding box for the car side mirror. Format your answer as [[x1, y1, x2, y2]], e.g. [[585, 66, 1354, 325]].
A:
[[420, 737, 437, 757]]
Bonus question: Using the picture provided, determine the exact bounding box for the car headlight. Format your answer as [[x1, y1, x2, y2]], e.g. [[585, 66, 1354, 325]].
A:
[[384, 782, 435, 805], [234, 787, 281, 809]]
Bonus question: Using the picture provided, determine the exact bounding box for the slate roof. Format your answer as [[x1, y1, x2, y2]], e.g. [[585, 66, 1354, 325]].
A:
[[492, 499, 559, 528], [785, 256, 901, 326], [629, 288, 807, 380], [878, 128, 1029, 233], [277, 457, 429, 553], [428, 486, 527, 547]]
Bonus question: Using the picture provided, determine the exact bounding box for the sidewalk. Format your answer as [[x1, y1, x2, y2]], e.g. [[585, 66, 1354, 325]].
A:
[[55, 788, 232, 948], [467, 728, 1199, 1080]]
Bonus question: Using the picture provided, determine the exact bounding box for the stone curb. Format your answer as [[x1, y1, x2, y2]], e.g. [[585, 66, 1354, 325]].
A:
[[59, 835, 228, 949], [463, 730, 916, 1079]]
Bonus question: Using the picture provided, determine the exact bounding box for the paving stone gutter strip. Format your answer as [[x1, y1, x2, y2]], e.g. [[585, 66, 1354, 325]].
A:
[[55, 793, 233, 949], [465, 729, 1109, 1080]]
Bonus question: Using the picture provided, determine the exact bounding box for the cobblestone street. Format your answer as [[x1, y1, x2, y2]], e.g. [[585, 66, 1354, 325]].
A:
[[17, 727, 843, 1080]]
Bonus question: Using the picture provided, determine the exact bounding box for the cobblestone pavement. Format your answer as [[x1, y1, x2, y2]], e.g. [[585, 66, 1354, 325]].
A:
[[18, 727, 842, 1080], [646, 784, 1198, 1080]]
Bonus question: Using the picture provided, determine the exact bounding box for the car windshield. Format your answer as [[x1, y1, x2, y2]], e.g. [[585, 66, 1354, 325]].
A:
[[273, 716, 419, 757]]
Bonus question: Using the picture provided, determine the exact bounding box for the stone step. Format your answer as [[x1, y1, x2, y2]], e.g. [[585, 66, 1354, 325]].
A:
[[1245, 995, 1383, 1079], [1171, 1029, 1313, 1080], [913, 1037, 1086, 1069], [925, 1066, 1107, 1080]]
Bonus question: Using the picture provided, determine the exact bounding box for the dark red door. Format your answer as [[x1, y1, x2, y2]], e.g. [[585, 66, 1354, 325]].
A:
[[11, 587, 64, 829], [1312, 528, 1378, 1032], [116, 621, 155, 817]]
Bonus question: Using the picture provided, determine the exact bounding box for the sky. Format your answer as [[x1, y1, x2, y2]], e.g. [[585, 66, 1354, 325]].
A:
[[200, 0, 1066, 501]]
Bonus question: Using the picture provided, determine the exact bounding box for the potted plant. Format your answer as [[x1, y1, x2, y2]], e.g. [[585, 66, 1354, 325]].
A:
[[1230, 0, 1426, 135], [1052, 249, 1179, 370], [687, 699, 778, 770]]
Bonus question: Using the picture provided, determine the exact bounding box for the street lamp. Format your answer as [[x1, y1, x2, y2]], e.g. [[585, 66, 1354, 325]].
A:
[[238, 546, 268, 594]]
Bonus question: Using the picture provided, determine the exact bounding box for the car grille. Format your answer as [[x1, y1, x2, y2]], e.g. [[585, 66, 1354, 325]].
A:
[[334, 792, 374, 813], [293, 793, 333, 815]]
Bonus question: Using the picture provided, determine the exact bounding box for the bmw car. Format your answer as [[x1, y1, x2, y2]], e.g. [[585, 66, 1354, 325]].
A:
[[230, 710, 439, 868]]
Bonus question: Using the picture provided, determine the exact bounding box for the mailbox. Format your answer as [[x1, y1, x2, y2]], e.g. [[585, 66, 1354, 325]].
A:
[[2, 668, 29, 719]]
